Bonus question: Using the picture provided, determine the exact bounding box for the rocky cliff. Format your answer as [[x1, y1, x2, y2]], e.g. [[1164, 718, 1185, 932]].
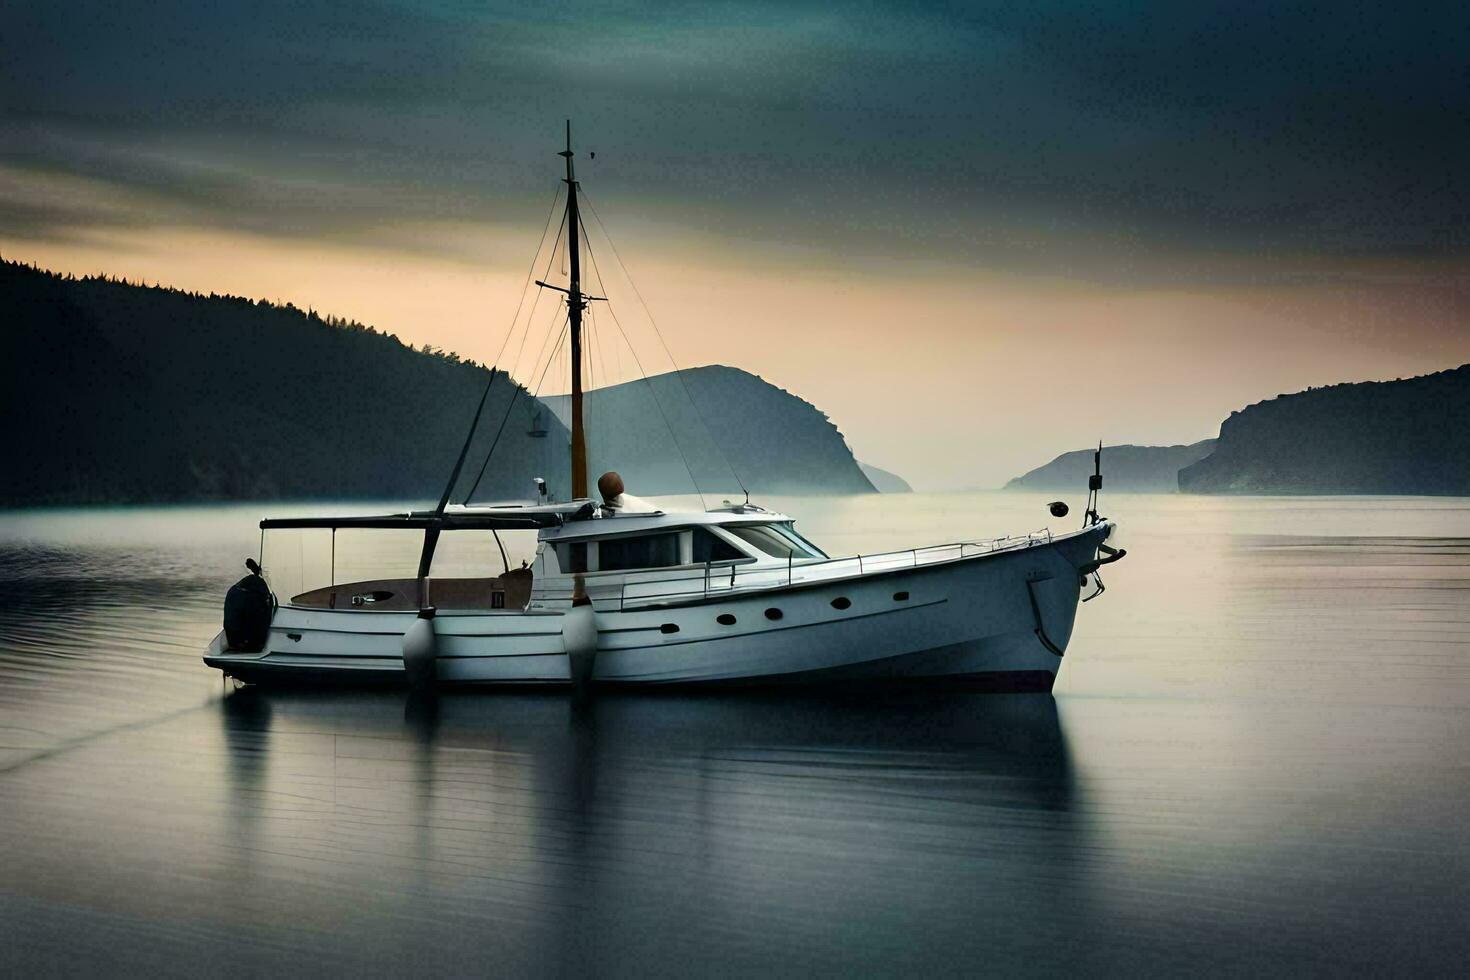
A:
[[542, 366, 876, 496], [1178, 366, 1470, 494]]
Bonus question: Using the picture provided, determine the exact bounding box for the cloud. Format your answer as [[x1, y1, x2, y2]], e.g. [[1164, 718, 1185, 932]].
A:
[[2, 2, 1467, 283]]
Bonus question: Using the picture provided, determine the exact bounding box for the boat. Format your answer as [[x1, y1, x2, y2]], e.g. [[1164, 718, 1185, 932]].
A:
[[204, 124, 1125, 691]]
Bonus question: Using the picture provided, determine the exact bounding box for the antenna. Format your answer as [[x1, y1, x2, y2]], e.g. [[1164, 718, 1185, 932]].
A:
[[1084, 441, 1103, 526]]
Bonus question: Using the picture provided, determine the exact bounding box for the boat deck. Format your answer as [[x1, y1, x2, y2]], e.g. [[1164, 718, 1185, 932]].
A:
[[290, 569, 533, 611]]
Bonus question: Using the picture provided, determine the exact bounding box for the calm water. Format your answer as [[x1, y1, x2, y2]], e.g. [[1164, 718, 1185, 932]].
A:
[[1, 492, 1466, 976]]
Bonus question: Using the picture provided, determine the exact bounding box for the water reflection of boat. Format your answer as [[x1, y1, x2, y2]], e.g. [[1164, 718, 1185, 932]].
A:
[[220, 688, 1074, 811], [213, 688, 1076, 972], [203, 125, 1122, 691]]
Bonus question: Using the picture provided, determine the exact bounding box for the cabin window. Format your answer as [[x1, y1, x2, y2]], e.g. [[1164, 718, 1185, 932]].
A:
[[492, 591, 506, 609], [693, 527, 744, 563], [831, 596, 851, 610], [717, 613, 737, 625], [563, 542, 588, 574], [724, 524, 819, 560], [597, 532, 681, 572], [764, 608, 783, 621]]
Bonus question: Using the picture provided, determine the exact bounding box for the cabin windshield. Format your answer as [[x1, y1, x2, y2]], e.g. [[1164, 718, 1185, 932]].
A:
[[773, 522, 828, 559], [724, 523, 822, 560]]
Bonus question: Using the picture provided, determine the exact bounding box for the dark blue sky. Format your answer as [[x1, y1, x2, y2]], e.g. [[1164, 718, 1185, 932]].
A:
[[4, 1, 1467, 280]]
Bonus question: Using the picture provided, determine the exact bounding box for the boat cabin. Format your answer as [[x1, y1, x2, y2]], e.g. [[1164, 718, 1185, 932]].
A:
[[535, 508, 827, 576], [259, 497, 828, 614]]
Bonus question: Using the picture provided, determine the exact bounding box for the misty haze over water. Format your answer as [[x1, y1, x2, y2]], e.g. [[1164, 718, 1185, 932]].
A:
[[1, 492, 1466, 975]]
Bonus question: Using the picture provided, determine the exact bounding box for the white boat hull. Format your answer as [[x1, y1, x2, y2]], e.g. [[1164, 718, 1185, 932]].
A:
[[205, 523, 1111, 690]]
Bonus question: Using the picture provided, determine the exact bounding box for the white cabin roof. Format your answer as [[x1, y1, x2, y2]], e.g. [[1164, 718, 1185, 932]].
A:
[[542, 508, 795, 542], [448, 498, 796, 542]]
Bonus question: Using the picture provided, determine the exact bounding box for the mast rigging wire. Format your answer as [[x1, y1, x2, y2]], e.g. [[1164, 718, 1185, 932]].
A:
[[461, 187, 570, 503], [579, 267, 704, 507], [575, 203, 708, 507], [434, 185, 564, 505], [579, 193, 750, 499], [494, 184, 565, 373], [445, 184, 565, 502], [464, 181, 745, 509], [472, 184, 565, 406], [506, 205, 568, 383], [463, 291, 571, 502], [530, 323, 572, 429]]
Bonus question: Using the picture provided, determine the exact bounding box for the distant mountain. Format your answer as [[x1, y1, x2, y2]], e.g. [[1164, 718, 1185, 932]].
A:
[[543, 366, 876, 496], [1005, 441, 1216, 493], [0, 259, 558, 506], [1179, 366, 1470, 494], [860, 462, 913, 493]]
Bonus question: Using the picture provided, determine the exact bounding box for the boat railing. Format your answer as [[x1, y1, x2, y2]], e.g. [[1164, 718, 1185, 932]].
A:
[[595, 528, 1053, 611]]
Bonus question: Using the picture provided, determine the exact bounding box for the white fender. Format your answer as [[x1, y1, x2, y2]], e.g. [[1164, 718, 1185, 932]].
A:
[[562, 602, 598, 687], [402, 608, 438, 688]]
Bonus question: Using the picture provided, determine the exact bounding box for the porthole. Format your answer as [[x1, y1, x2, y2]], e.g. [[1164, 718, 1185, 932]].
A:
[[764, 608, 783, 621], [717, 613, 737, 626], [660, 623, 680, 634], [830, 597, 851, 610], [893, 591, 909, 602]]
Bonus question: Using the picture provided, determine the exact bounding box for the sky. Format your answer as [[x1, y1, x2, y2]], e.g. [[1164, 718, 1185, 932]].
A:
[[3, 1, 1467, 489]]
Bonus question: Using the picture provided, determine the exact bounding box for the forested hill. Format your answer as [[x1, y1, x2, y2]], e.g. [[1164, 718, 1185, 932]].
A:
[[1178, 366, 1470, 494], [1, 260, 878, 506], [541, 366, 877, 496], [1, 259, 562, 506]]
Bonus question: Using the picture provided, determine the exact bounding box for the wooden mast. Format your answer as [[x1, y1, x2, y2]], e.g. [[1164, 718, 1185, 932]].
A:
[[559, 120, 588, 502], [560, 121, 592, 610]]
